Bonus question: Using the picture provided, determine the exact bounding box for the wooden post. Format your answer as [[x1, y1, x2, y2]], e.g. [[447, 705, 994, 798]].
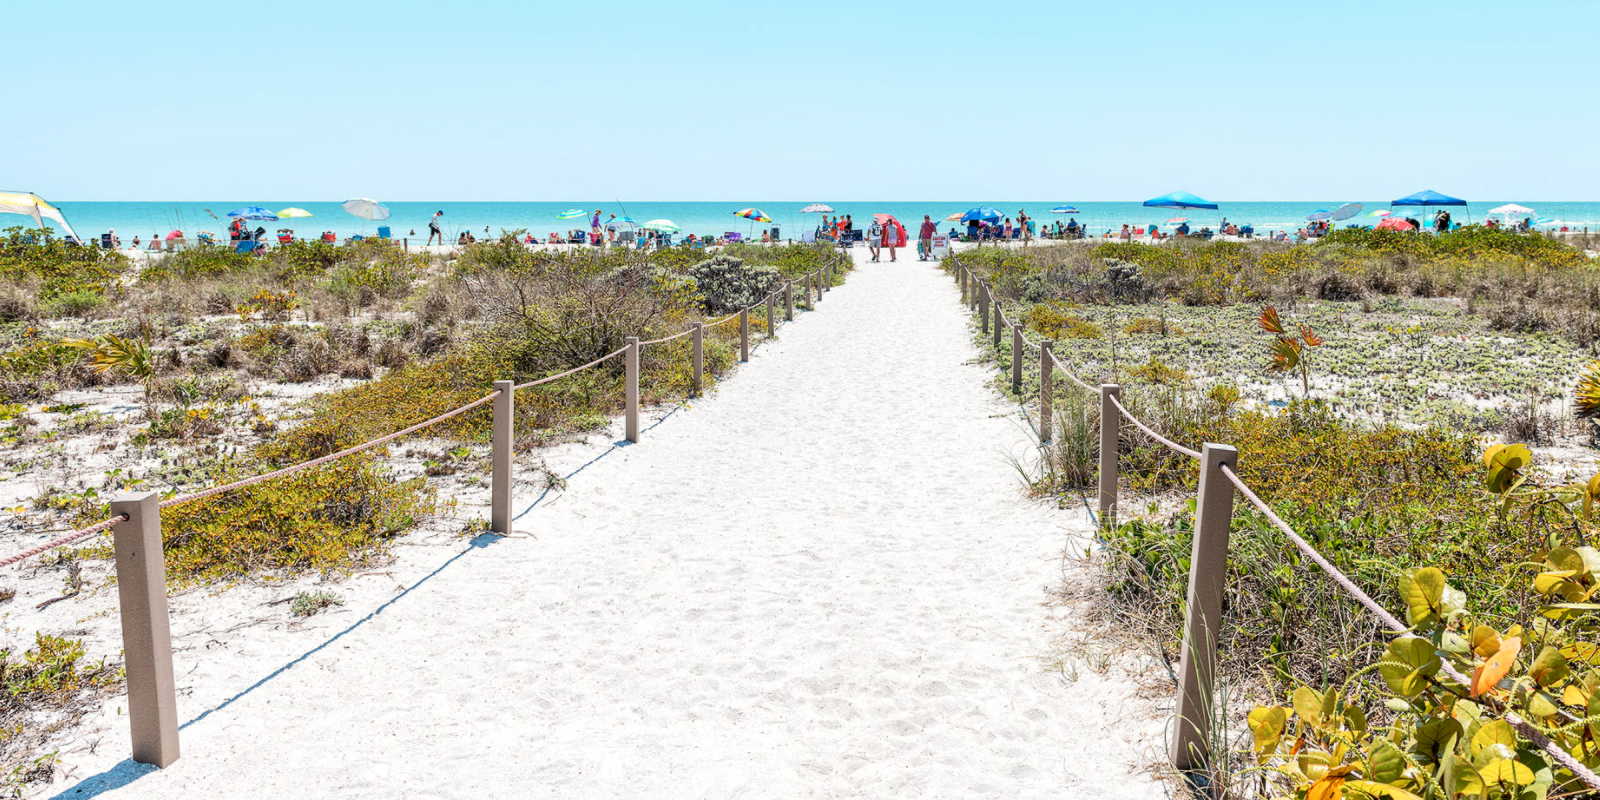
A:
[[491, 380, 513, 535], [784, 281, 794, 321], [1171, 443, 1240, 772], [765, 294, 776, 337], [960, 267, 969, 303], [1011, 324, 1023, 394], [691, 323, 703, 397], [1039, 341, 1054, 443], [403, 237, 408, 252], [739, 308, 750, 362], [979, 285, 990, 333], [1098, 384, 1121, 529], [992, 302, 1003, 346], [625, 337, 640, 443], [110, 492, 180, 768]]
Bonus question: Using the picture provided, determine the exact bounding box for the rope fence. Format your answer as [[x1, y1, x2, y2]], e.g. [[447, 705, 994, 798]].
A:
[[2, 253, 850, 771], [946, 255, 1600, 791]]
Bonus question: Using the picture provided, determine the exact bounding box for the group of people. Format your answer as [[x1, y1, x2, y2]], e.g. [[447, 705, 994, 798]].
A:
[[963, 211, 1035, 243]]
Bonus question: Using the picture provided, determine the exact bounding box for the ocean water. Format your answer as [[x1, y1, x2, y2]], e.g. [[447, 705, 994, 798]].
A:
[[23, 200, 1600, 243]]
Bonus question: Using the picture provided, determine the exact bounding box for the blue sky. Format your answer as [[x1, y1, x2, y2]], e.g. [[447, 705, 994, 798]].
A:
[[9, 0, 1597, 201]]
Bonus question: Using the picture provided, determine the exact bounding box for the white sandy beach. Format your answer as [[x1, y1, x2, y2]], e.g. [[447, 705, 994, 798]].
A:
[[42, 247, 1166, 799]]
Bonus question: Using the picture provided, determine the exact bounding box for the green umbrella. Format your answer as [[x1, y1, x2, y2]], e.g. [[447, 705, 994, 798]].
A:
[[278, 207, 313, 218], [642, 219, 680, 233], [556, 208, 586, 220]]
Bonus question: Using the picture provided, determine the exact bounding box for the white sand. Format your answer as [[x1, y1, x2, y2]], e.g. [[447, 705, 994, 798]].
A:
[[46, 248, 1165, 798]]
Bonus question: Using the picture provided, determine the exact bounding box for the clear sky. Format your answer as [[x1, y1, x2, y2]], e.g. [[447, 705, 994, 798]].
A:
[[10, 0, 1598, 201]]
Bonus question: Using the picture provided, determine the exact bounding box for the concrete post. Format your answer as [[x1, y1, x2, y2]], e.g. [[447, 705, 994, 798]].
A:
[[691, 323, 704, 397], [785, 281, 794, 321], [1171, 443, 1240, 772], [110, 492, 180, 768], [625, 337, 640, 443], [765, 294, 776, 337], [1098, 384, 1121, 530], [739, 308, 750, 362], [1039, 341, 1054, 443], [491, 380, 513, 535], [979, 285, 990, 333], [1011, 324, 1024, 394]]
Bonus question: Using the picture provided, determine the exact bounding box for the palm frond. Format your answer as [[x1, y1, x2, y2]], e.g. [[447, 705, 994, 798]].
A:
[[1576, 361, 1600, 420], [1257, 305, 1286, 334]]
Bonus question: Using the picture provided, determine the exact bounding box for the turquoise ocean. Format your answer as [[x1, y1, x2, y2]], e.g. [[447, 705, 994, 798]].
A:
[[25, 201, 1600, 243]]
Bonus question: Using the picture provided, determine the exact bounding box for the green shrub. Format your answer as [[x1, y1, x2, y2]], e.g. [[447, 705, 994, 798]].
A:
[[0, 226, 126, 300]]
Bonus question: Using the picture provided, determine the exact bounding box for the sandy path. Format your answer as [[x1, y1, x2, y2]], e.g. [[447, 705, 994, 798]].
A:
[[53, 249, 1165, 799]]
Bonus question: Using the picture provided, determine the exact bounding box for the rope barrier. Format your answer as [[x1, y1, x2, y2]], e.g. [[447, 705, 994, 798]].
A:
[[1047, 348, 1102, 396], [1108, 392, 1201, 460], [0, 515, 127, 569], [511, 347, 628, 391], [161, 391, 500, 510], [639, 329, 693, 346]]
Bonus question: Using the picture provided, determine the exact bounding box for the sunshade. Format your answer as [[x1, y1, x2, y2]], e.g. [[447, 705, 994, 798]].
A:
[[1368, 210, 1392, 218], [556, 208, 586, 220], [734, 208, 772, 223], [1305, 210, 1333, 221], [1488, 203, 1534, 216], [1050, 206, 1080, 214], [341, 198, 390, 220], [799, 203, 833, 213], [0, 191, 77, 239], [945, 212, 964, 222], [1332, 203, 1363, 221], [1166, 217, 1189, 224], [1142, 191, 1218, 210], [165, 230, 184, 240], [960, 207, 1002, 223], [277, 207, 313, 218], [1391, 189, 1465, 207], [1376, 216, 1416, 231], [642, 219, 680, 233], [227, 206, 280, 221], [873, 213, 901, 226]]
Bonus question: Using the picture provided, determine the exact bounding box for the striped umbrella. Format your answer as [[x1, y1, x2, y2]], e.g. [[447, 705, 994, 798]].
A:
[[642, 219, 680, 233], [340, 198, 389, 221], [734, 208, 772, 223], [799, 203, 833, 214], [556, 208, 586, 220]]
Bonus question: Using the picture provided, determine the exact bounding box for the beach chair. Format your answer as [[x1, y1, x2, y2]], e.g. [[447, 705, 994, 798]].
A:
[[377, 225, 391, 240], [277, 231, 294, 244], [321, 232, 337, 243], [99, 233, 113, 249], [725, 232, 742, 243], [234, 240, 256, 254], [548, 233, 561, 244]]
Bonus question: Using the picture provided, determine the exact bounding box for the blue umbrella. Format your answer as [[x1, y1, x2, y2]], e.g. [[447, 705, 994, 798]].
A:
[[1142, 191, 1218, 210], [1051, 206, 1080, 214], [960, 206, 1002, 223], [1305, 210, 1334, 221], [226, 206, 280, 221]]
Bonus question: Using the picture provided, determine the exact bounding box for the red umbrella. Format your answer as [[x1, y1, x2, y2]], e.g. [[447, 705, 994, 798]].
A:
[[1375, 216, 1415, 232], [165, 230, 184, 240], [874, 214, 907, 247]]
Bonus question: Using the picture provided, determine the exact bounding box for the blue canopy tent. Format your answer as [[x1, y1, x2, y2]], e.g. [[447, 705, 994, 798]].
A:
[[1391, 190, 1468, 229], [1142, 191, 1219, 237]]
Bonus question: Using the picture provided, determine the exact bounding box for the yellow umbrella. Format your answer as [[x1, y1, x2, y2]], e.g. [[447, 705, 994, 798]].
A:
[[278, 207, 313, 218]]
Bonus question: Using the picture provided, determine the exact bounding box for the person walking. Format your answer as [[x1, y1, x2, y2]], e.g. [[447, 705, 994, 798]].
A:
[[867, 217, 883, 262], [883, 217, 898, 262], [426, 210, 444, 246], [1017, 209, 1030, 245], [918, 214, 936, 261], [606, 213, 618, 244]]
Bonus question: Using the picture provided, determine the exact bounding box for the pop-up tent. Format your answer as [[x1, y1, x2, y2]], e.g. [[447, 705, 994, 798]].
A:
[[1142, 190, 1218, 210], [0, 191, 77, 240], [1391, 190, 1468, 227]]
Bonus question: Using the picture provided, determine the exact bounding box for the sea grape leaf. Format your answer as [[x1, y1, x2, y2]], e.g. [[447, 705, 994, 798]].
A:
[[1380, 637, 1441, 697]]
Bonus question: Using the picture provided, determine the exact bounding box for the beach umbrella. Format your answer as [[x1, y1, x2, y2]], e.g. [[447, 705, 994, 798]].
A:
[[556, 208, 586, 220], [277, 207, 313, 219], [1368, 210, 1392, 218], [0, 191, 78, 240], [1166, 217, 1189, 224], [1305, 210, 1333, 221], [165, 230, 184, 240], [227, 206, 280, 221], [734, 208, 772, 223], [1376, 216, 1416, 231], [1332, 203, 1363, 221], [799, 203, 833, 214], [1487, 203, 1534, 217], [642, 219, 680, 233], [960, 207, 1002, 223], [945, 212, 964, 222], [341, 198, 390, 221], [1050, 206, 1080, 214]]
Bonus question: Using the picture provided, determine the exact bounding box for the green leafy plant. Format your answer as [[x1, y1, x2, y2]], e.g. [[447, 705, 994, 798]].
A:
[[1259, 305, 1324, 398], [61, 332, 157, 404]]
